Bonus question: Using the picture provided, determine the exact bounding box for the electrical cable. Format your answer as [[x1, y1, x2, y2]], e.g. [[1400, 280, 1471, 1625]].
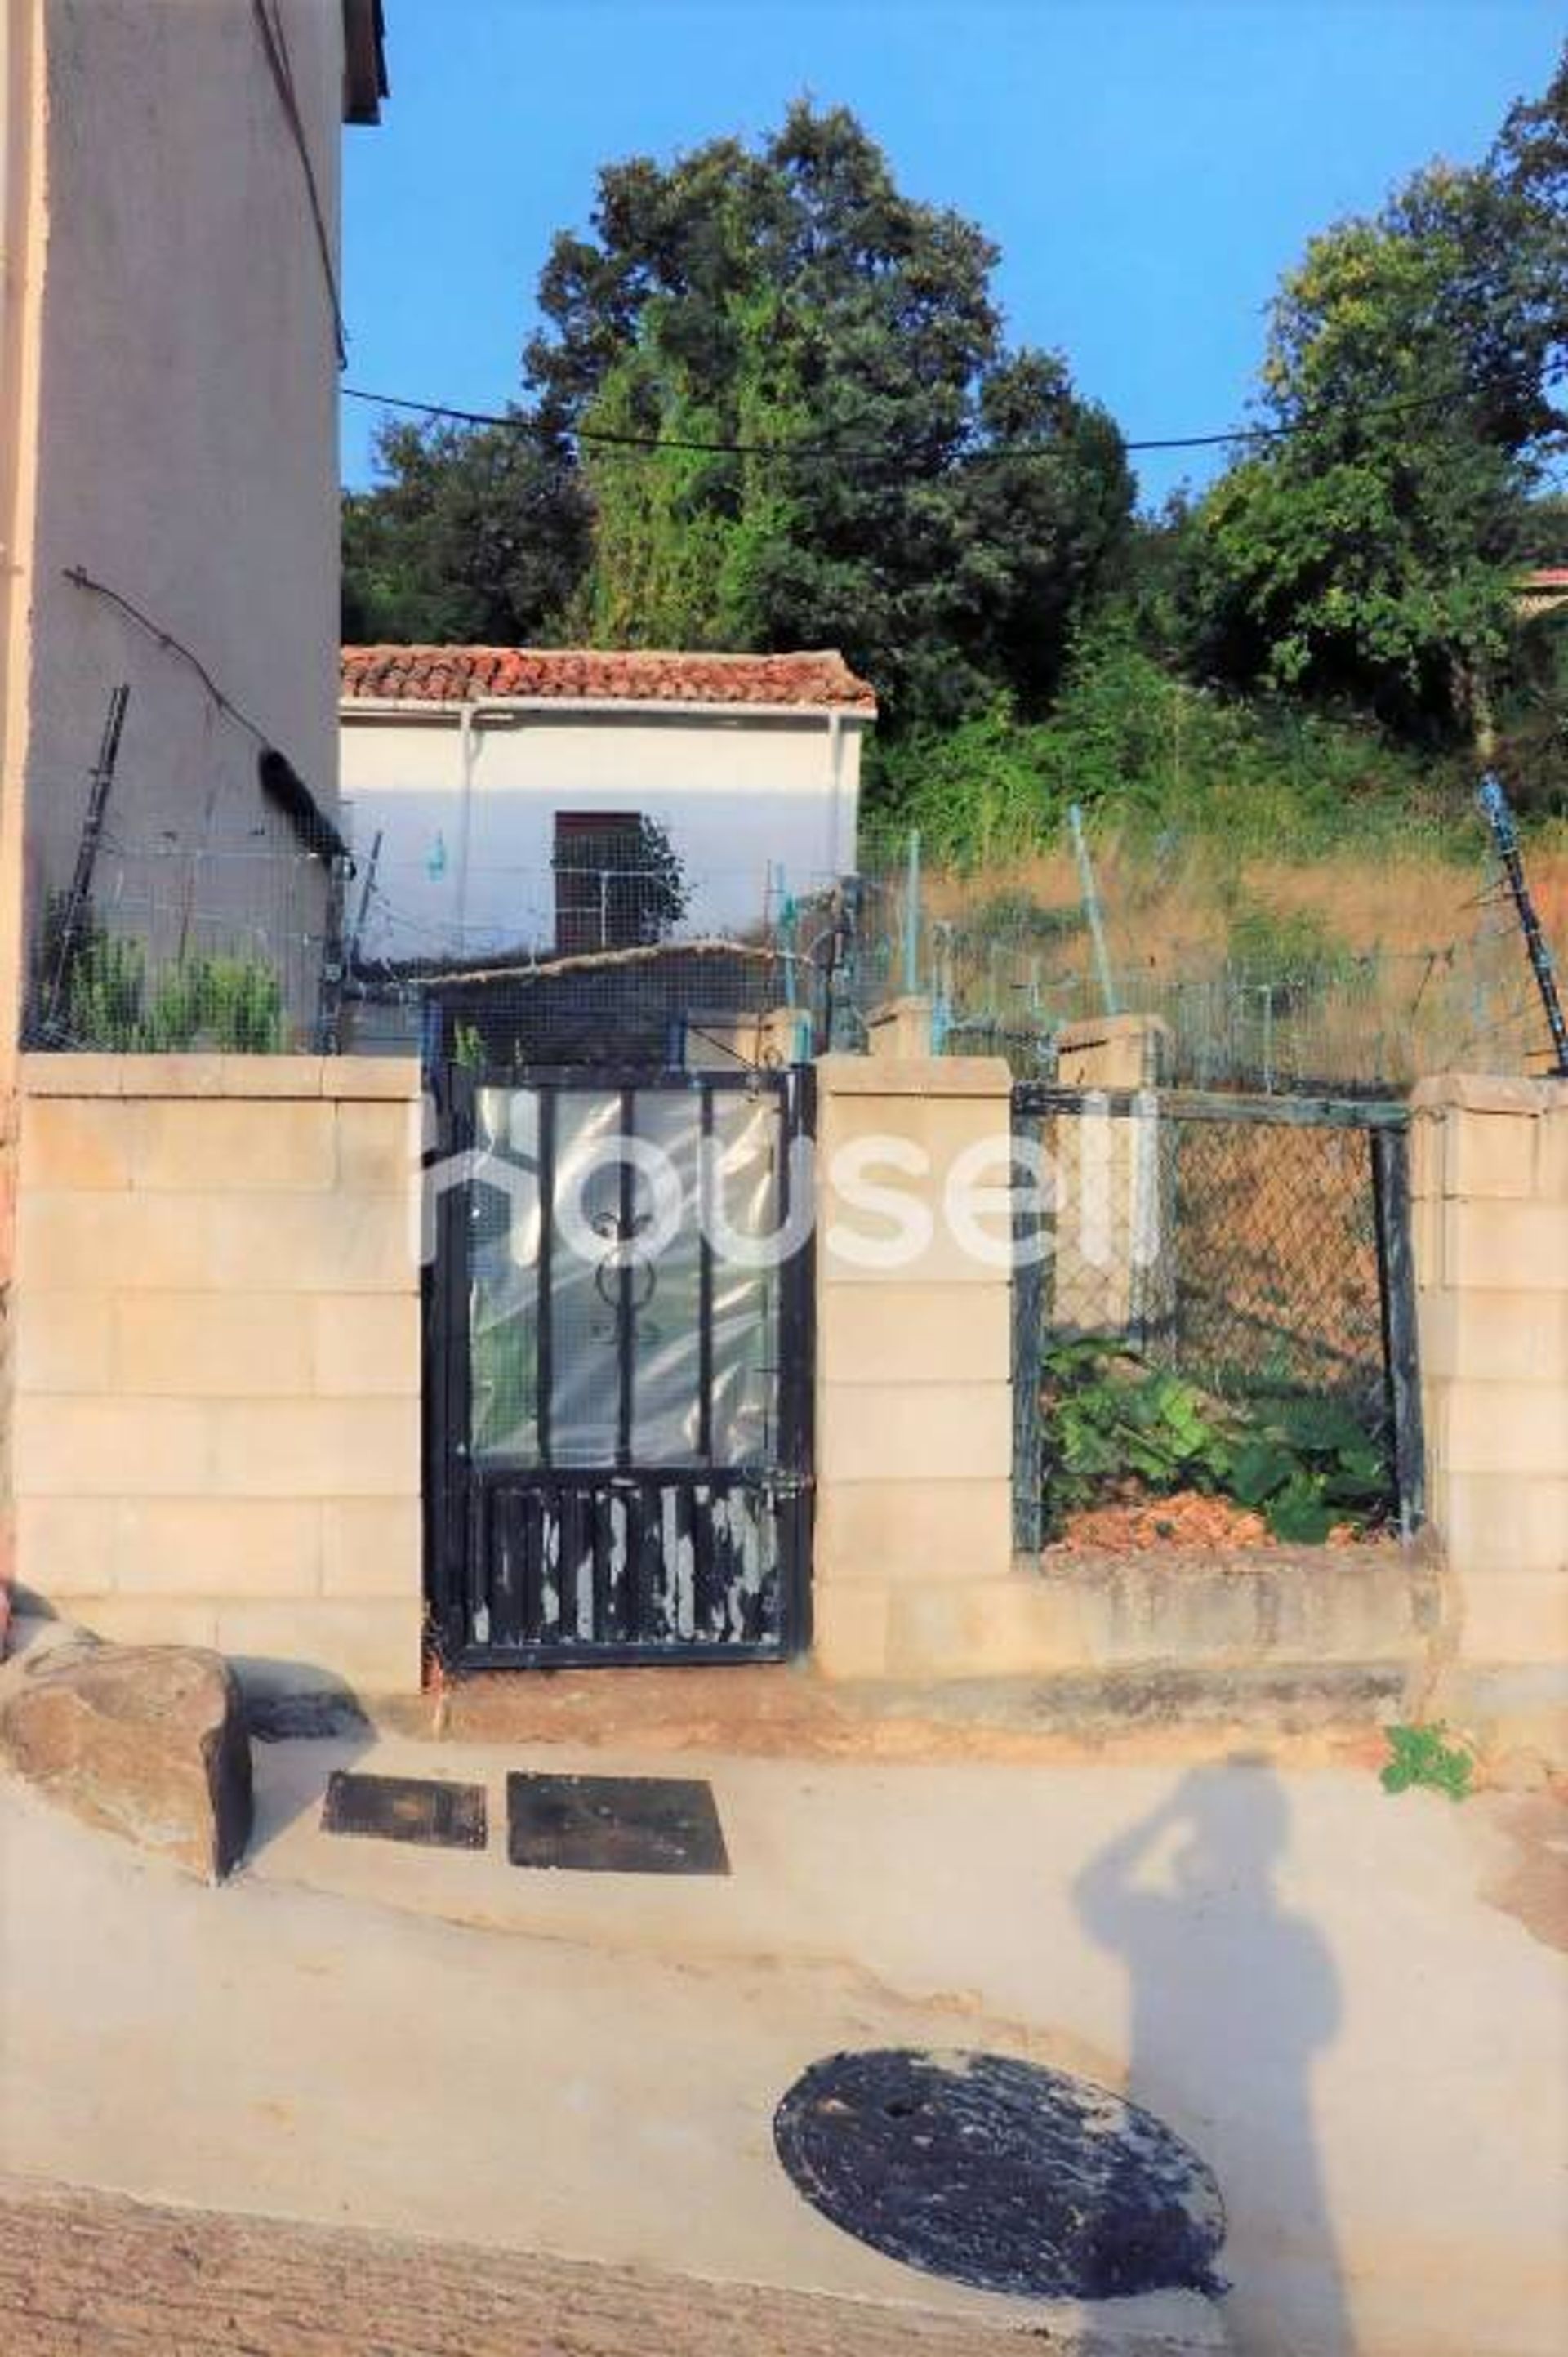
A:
[[341, 378, 1524, 467], [252, 0, 348, 366]]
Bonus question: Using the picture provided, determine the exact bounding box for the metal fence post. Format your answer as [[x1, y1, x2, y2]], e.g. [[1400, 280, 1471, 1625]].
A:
[[903, 827, 921, 998], [1370, 1125, 1427, 1538]]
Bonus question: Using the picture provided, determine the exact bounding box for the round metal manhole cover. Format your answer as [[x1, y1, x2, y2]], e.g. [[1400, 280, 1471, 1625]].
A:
[[773, 2048, 1227, 2301]]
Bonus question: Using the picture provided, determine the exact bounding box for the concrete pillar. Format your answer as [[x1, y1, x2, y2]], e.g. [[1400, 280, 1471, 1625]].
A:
[[811, 1054, 1014, 1677], [1410, 1072, 1568, 1755], [1049, 1014, 1174, 1343], [1054, 1013, 1170, 1089], [866, 996, 934, 1059]]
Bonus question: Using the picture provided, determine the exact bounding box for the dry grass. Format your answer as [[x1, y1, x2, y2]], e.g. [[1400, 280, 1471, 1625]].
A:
[[915, 836, 1568, 1084], [925, 840, 1568, 973]]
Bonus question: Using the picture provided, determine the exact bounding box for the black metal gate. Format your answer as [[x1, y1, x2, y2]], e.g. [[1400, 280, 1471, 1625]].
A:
[[426, 1065, 814, 1669]]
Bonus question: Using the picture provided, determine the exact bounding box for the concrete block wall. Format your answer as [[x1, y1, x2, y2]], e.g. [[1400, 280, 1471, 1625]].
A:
[[9, 1054, 424, 1695], [1410, 1073, 1568, 1718], [810, 1034, 1434, 1691], [811, 1054, 1016, 1675]]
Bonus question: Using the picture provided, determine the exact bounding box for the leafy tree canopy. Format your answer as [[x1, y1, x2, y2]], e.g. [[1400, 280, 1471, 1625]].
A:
[[1187, 44, 1568, 746], [344, 102, 1134, 727], [341, 419, 589, 644]]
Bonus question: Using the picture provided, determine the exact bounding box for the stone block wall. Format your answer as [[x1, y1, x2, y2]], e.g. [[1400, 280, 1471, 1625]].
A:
[[1410, 1072, 1568, 1732], [8, 1054, 424, 1695], [811, 1054, 1016, 1675]]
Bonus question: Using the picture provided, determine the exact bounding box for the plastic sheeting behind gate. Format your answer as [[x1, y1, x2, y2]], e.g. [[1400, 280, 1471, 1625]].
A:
[[426, 1065, 814, 1668]]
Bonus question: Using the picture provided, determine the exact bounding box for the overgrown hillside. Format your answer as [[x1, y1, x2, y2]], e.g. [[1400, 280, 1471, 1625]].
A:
[[343, 58, 1568, 1063]]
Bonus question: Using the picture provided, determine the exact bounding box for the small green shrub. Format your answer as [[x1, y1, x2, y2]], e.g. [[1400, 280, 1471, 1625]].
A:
[[42, 913, 287, 1053], [145, 956, 286, 1054], [1224, 896, 1353, 1000], [1379, 1723, 1475, 1802], [963, 890, 1083, 948], [63, 928, 151, 1051]]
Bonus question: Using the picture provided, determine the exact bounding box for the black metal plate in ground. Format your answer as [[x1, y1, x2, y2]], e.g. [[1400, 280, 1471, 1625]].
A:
[[506, 1772, 729, 1875], [773, 2048, 1226, 2302], [321, 1771, 488, 1851]]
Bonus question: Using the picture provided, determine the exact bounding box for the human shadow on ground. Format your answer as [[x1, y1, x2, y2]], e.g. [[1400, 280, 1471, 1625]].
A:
[[1073, 1761, 1352, 2356]]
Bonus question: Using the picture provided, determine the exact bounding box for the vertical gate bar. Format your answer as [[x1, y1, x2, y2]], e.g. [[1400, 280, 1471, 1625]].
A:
[[617, 1086, 635, 1470], [592, 1483, 616, 1642], [1011, 1104, 1045, 1555], [559, 1485, 586, 1642], [697, 1086, 715, 1464], [635, 1481, 662, 1642], [489, 1483, 522, 1648], [692, 1481, 717, 1637], [537, 1088, 556, 1468], [618, 1486, 641, 1643], [1370, 1125, 1427, 1539], [519, 1489, 544, 1640]]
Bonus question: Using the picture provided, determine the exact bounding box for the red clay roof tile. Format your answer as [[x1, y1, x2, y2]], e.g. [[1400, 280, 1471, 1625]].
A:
[[341, 645, 877, 713]]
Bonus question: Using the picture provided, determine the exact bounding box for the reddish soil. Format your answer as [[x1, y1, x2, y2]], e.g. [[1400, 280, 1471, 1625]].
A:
[[1045, 1490, 1392, 1554]]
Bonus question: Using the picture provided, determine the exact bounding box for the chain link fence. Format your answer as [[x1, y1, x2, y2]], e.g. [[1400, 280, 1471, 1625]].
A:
[[1010, 1089, 1419, 1552]]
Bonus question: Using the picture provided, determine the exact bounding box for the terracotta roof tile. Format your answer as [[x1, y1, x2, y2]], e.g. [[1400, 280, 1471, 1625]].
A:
[[341, 644, 877, 714]]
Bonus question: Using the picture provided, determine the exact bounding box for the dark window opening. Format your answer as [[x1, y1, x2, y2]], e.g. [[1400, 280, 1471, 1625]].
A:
[[551, 812, 689, 956]]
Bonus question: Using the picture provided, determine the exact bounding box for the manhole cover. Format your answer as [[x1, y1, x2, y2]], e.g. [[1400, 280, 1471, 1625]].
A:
[[321, 1771, 487, 1850], [506, 1772, 729, 1875], [773, 2048, 1226, 2301]]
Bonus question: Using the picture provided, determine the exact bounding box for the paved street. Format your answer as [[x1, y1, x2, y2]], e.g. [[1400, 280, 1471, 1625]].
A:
[[2, 1749, 1563, 2356]]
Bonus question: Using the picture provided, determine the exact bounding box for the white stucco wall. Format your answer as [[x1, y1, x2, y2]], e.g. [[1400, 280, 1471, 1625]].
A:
[[340, 705, 868, 957], [16, 0, 347, 1028]]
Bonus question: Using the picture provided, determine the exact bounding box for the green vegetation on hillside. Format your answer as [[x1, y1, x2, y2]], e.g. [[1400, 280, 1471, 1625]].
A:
[[343, 54, 1568, 853]]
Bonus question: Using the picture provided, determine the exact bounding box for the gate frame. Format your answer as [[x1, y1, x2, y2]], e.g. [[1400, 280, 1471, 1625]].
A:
[[1008, 1083, 1426, 1553], [423, 1059, 816, 1673]]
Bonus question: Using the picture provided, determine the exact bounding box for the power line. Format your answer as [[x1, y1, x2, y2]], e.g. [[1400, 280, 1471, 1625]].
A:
[[342, 387, 872, 461], [341, 380, 1495, 466]]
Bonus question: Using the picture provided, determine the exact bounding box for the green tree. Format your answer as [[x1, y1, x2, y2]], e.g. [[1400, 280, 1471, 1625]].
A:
[[341, 417, 590, 644], [1187, 47, 1568, 751], [528, 102, 1132, 723], [347, 103, 1133, 724]]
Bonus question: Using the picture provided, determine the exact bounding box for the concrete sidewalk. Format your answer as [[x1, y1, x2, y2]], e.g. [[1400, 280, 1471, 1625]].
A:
[[2, 1738, 1564, 2356]]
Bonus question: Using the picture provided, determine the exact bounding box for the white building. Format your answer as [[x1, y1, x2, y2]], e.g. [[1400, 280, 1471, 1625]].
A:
[[338, 645, 875, 963]]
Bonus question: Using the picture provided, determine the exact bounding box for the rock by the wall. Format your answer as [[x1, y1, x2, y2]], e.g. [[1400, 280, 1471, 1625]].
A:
[[0, 1633, 252, 1880]]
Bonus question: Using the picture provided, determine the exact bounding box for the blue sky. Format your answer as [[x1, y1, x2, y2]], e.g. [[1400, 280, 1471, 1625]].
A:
[[341, 0, 1564, 510]]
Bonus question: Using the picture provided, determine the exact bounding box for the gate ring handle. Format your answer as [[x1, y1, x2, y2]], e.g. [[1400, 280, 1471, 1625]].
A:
[[593, 1255, 660, 1313]]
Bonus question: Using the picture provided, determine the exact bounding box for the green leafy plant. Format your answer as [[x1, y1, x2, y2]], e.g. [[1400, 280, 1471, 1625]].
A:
[[1048, 1342, 1224, 1502], [1041, 1343, 1390, 1541], [1379, 1722, 1476, 1802], [1223, 1393, 1388, 1541]]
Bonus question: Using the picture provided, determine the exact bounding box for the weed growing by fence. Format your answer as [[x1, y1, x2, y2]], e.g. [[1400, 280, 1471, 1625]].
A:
[[1379, 1724, 1476, 1802]]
